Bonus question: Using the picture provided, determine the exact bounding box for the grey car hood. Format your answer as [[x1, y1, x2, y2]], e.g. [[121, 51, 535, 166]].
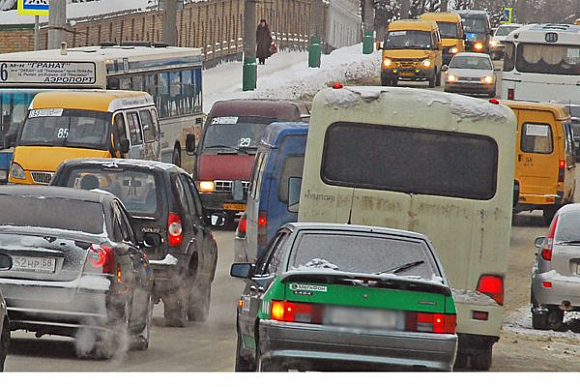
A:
[[448, 68, 494, 79]]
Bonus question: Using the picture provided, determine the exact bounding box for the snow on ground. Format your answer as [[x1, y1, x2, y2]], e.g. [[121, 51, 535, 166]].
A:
[[503, 304, 580, 340], [203, 43, 381, 114]]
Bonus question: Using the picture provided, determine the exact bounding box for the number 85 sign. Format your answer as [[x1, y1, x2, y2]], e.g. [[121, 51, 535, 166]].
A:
[[17, 0, 49, 16]]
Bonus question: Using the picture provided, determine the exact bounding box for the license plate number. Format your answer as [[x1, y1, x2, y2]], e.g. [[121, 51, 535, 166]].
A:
[[324, 306, 398, 330], [12, 257, 56, 273], [223, 203, 246, 211], [401, 72, 415, 77]]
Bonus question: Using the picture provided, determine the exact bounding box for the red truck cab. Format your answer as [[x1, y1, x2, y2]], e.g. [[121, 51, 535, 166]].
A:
[[193, 99, 310, 224]]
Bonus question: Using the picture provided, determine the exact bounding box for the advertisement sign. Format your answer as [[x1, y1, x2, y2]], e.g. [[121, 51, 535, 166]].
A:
[[0, 62, 96, 85]]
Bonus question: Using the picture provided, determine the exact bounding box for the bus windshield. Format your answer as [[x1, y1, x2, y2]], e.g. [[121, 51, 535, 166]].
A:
[[437, 22, 460, 39], [385, 30, 433, 50], [495, 25, 520, 37], [201, 116, 274, 153], [462, 17, 488, 33], [516, 43, 580, 75], [19, 109, 112, 149], [0, 90, 39, 149]]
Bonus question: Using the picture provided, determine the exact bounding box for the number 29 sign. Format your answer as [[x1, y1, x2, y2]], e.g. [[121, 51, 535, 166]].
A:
[[17, 0, 49, 17]]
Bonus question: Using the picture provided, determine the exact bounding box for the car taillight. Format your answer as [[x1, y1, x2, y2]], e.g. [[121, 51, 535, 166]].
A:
[[270, 300, 322, 324], [406, 312, 456, 334], [168, 213, 182, 246], [86, 244, 115, 274], [477, 275, 504, 305], [257, 210, 268, 245], [507, 88, 515, 100], [542, 214, 559, 261], [237, 214, 247, 235], [558, 160, 565, 182]]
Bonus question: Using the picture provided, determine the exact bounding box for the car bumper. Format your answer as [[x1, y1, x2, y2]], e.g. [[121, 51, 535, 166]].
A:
[[445, 82, 495, 94], [382, 68, 436, 81], [149, 254, 186, 295], [199, 191, 247, 214], [258, 320, 457, 371], [532, 270, 580, 309]]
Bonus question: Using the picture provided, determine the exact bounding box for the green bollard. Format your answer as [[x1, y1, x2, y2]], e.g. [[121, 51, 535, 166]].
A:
[[308, 37, 321, 68], [363, 30, 374, 54], [242, 56, 257, 91]]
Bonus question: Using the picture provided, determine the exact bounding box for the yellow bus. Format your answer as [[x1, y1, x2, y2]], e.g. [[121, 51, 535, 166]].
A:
[[419, 12, 465, 64]]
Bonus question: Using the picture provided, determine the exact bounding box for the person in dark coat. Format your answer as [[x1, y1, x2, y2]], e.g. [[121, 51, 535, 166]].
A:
[[256, 19, 273, 65]]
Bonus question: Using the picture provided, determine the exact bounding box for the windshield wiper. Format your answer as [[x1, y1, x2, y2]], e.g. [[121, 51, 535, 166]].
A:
[[375, 260, 425, 275], [203, 144, 252, 155]]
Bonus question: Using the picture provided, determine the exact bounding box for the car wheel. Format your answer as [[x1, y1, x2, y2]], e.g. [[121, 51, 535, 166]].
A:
[[543, 207, 558, 226], [0, 319, 9, 372], [77, 303, 130, 360], [429, 71, 436, 88], [188, 279, 211, 322], [435, 68, 442, 87], [391, 78, 398, 87], [256, 346, 286, 372], [532, 310, 549, 330], [380, 74, 390, 86], [132, 295, 153, 351], [453, 353, 468, 370], [470, 345, 493, 371], [172, 147, 181, 167], [547, 307, 565, 331], [163, 289, 188, 327], [235, 334, 255, 372]]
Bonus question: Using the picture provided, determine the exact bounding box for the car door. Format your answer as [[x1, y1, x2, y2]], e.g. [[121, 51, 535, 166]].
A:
[[125, 111, 146, 160], [238, 230, 290, 352]]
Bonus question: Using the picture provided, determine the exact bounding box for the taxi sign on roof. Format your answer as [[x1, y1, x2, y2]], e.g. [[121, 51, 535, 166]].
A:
[[17, 0, 49, 16]]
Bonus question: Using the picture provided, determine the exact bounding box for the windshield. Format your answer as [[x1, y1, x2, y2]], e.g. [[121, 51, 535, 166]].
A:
[[516, 43, 580, 76], [437, 22, 460, 39], [450, 55, 492, 70], [61, 168, 158, 215], [461, 16, 488, 33], [0, 195, 104, 234], [385, 30, 433, 50], [201, 116, 274, 152], [555, 212, 580, 243], [0, 90, 39, 149], [495, 25, 519, 37], [289, 232, 437, 280], [19, 109, 112, 149]]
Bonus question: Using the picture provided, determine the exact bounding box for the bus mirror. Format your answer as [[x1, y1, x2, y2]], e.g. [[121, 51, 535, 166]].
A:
[[120, 138, 130, 154], [437, 42, 443, 51], [376, 41, 382, 51], [288, 177, 302, 213], [186, 133, 196, 155]]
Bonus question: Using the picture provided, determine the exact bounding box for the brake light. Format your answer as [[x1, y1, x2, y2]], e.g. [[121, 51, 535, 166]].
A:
[[270, 300, 322, 324], [406, 312, 456, 334], [507, 88, 515, 100], [116, 264, 122, 284], [542, 214, 559, 261], [558, 160, 566, 182], [86, 244, 115, 274], [477, 275, 504, 305], [237, 214, 247, 234], [257, 210, 268, 246], [168, 213, 182, 246]]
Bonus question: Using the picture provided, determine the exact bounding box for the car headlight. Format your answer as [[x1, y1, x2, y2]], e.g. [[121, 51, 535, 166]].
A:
[[490, 40, 498, 48], [474, 42, 484, 51], [0, 170, 7, 181], [10, 162, 25, 180], [449, 47, 459, 54], [447, 74, 458, 82], [482, 75, 494, 84], [383, 58, 393, 67], [198, 181, 215, 193], [421, 59, 432, 68]]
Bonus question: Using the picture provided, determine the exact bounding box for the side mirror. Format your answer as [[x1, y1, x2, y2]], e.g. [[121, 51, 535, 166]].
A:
[[535, 236, 546, 249], [143, 232, 162, 248], [437, 42, 443, 51], [120, 138, 130, 154], [0, 253, 12, 271], [442, 65, 449, 72], [375, 41, 382, 51], [230, 263, 254, 279], [211, 212, 227, 227], [287, 177, 302, 213], [186, 133, 196, 155]]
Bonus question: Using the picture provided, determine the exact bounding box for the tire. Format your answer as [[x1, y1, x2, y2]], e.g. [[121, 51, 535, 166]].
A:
[[163, 289, 188, 327], [532, 310, 549, 330], [543, 207, 558, 226], [76, 304, 130, 360], [188, 279, 211, 322], [453, 353, 468, 370], [429, 71, 436, 88], [172, 147, 181, 167], [380, 74, 390, 86], [0, 320, 9, 372], [435, 68, 441, 87], [391, 78, 398, 87], [235, 334, 255, 372], [547, 307, 565, 331], [470, 348, 493, 371], [132, 295, 153, 351]]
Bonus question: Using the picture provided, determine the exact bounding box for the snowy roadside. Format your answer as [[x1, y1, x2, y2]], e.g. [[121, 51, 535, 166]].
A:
[[203, 43, 382, 113]]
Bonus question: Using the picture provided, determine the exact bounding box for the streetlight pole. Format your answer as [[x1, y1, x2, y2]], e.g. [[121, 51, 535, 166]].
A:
[[362, 0, 374, 54], [48, 0, 66, 50], [162, 0, 178, 45], [308, 0, 322, 68], [242, 0, 257, 90], [400, 0, 410, 19]]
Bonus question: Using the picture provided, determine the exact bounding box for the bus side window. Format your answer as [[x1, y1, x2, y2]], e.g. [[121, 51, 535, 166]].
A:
[[126, 112, 143, 145], [139, 109, 157, 142], [113, 113, 128, 154], [149, 108, 160, 139]]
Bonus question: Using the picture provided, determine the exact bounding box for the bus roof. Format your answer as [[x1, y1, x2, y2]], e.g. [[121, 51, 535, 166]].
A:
[[388, 19, 438, 32], [505, 23, 580, 43], [500, 100, 571, 121], [456, 10, 489, 18], [419, 12, 462, 23], [30, 90, 154, 112]]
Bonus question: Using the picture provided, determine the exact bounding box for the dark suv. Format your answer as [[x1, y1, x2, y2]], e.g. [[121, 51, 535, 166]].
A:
[[51, 158, 218, 327]]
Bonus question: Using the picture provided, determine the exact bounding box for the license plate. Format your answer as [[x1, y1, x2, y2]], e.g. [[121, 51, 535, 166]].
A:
[[400, 72, 415, 77], [324, 306, 398, 330], [223, 203, 246, 211], [12, 256, 56, 273]]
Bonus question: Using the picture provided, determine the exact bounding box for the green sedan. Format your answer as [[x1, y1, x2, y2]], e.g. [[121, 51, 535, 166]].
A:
[[231, 222, 458, 371]]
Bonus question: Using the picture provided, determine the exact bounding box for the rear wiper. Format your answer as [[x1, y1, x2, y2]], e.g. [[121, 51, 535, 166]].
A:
[[203, 144, 251, 155], [375, 260, 425, 275]]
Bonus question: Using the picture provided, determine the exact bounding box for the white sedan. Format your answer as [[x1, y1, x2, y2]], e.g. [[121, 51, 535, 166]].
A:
[[443, 52, 496, 97]]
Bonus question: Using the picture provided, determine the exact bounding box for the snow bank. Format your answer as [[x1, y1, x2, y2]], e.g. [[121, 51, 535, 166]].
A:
[[452, 288, 497, 306], [203, 43, 381, 114], [503, 305, 580, 340]]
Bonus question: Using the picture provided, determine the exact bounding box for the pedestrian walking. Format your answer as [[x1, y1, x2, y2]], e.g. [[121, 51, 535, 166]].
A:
[[256, 19, 272, 65]]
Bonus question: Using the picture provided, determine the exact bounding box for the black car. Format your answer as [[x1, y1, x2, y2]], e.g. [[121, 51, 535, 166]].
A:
[[52, 158, 219, 327], [0, 254, 11, 371], [0, 186, 154, 358]]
